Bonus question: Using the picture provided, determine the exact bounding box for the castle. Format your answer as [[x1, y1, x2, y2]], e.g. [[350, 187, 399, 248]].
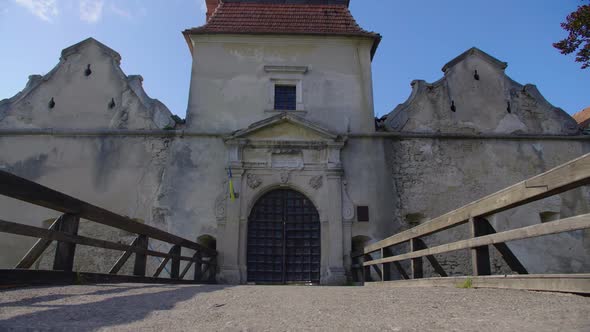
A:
[[0, 0, 588, 284]]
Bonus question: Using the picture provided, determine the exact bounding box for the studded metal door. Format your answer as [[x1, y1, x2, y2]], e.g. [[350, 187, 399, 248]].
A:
[[247, 189, 321, 284]]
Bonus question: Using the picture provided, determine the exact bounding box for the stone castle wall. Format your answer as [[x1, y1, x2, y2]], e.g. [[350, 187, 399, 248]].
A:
[[0, 134, 174, 274], [379, 47, 589, 277], [0, 38, 588, 281], [385, 137, 590, 277]]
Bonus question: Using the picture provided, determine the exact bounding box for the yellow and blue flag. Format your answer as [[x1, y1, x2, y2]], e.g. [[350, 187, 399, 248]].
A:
[[228, 168, 236, 202]]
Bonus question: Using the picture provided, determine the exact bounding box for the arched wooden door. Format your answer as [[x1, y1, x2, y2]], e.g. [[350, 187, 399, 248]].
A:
[[247, 189, 321, 284]]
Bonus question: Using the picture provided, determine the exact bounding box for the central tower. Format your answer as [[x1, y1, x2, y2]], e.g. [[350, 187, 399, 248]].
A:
[[178, 0, 391, 284], [182, 0, 381, 134]]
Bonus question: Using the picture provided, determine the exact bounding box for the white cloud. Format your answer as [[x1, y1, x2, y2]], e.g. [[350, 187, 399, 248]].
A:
[[79, 0, 103, 23], [109, 3, 131, 19], [109, 2, 147, 20], [14, 0, 59, 22]]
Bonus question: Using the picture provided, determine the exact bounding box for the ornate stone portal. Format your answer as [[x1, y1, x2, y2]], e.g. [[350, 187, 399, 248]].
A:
[[217, 112, 348, 284]]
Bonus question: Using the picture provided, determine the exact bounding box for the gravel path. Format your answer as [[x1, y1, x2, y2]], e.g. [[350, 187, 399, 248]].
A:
[[0, 284, 589, 331]]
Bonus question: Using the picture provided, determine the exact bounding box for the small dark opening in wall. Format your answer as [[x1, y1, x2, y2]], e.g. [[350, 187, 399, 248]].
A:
[[405, 213, 426, 227], [539, 211, 560, 223], [357, 206, 369, 222], [197, 235, 217, 250]]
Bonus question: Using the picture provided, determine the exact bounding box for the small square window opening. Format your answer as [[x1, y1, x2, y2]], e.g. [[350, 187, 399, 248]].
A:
[[357, 206, 369, 222], [274, 85, 296, 111]]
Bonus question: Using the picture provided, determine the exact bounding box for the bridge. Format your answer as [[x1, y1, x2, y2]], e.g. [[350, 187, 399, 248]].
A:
[[0, 155, 589, 330]]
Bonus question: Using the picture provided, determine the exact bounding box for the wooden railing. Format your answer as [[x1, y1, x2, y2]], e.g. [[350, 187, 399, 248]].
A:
[[353, 153, 590, 293], [0, 170, 217, 286]]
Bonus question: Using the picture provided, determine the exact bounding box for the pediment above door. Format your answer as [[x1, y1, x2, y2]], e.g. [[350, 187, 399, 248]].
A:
[[224, 112, 346, 170], [225, 112, 344, 145]]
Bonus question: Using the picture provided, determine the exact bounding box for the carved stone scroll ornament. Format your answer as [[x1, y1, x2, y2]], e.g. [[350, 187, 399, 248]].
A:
[[214, 180, 228, 222], [309, 175, 323, 190], [246, 173, 263, 189], [341, 180, 355, 221]]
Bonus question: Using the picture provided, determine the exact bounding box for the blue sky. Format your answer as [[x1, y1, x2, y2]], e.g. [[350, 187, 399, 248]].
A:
[[0, 0, 588, 118]]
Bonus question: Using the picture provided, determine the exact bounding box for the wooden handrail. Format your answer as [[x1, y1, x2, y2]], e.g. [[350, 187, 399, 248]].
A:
[[363, 153, 590, 255], [363, 214, 590, 266], [356, 153, 590, 291], [0, 219, 203, 262], [0, 170, 216, 256], [0, 170, 218, 285]]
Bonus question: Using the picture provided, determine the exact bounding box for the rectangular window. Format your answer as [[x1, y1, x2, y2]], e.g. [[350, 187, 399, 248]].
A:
[[357, 206, 369, 222], [274, 85, 296, 110]]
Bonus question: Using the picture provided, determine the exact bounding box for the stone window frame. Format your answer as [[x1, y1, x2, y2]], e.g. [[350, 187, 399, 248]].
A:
[[264, 65, 308, 114]]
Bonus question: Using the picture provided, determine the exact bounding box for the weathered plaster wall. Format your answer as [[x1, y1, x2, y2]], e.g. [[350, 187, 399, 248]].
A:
[[0, 38, 179, 274], [343, 138, 397, 241], [186, 34, 376, 134], [153, 137, 227, 241], [0, 135, 172, 274]]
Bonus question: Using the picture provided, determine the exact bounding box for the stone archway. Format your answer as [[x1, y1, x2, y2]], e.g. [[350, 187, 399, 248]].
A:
[[247, 189, 321, 284], [197, 234, 217, 282], [197, 234, 217, 251]]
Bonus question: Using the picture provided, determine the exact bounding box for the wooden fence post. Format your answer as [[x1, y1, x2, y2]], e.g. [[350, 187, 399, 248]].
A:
[[381, 248, 390, 281], [52, 214, 80, 271], [208, 256, 217, 283], [470, 217, 491, 276], [363, 254, 373, 282], [382, 248, 392, 281], [410, 238, 423, 279], [170, 245, 181, 279], [133, 235, 148, 276], [193, 251, 203, 281], [359, 255, 365, 282]]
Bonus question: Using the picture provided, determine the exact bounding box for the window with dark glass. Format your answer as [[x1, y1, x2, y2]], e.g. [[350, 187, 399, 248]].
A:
[[274, 85, 296, 110], [357, 206, 369, 222]]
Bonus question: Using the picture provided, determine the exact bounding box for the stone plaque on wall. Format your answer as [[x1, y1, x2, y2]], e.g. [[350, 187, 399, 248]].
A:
[[271, 152, 303, 169]]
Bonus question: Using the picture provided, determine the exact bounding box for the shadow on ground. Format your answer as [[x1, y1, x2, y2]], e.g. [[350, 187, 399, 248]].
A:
[[0, 284, 227, 331]]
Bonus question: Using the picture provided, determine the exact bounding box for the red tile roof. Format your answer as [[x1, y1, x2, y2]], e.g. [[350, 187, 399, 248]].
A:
[[183, 2, 381, 57], [573, 107, 590, 128]]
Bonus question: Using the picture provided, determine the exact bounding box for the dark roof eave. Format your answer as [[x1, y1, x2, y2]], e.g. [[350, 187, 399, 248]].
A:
[[182, 30, 194, 54], [370, 34, 381, 60], [182, 30, 382, 60]]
